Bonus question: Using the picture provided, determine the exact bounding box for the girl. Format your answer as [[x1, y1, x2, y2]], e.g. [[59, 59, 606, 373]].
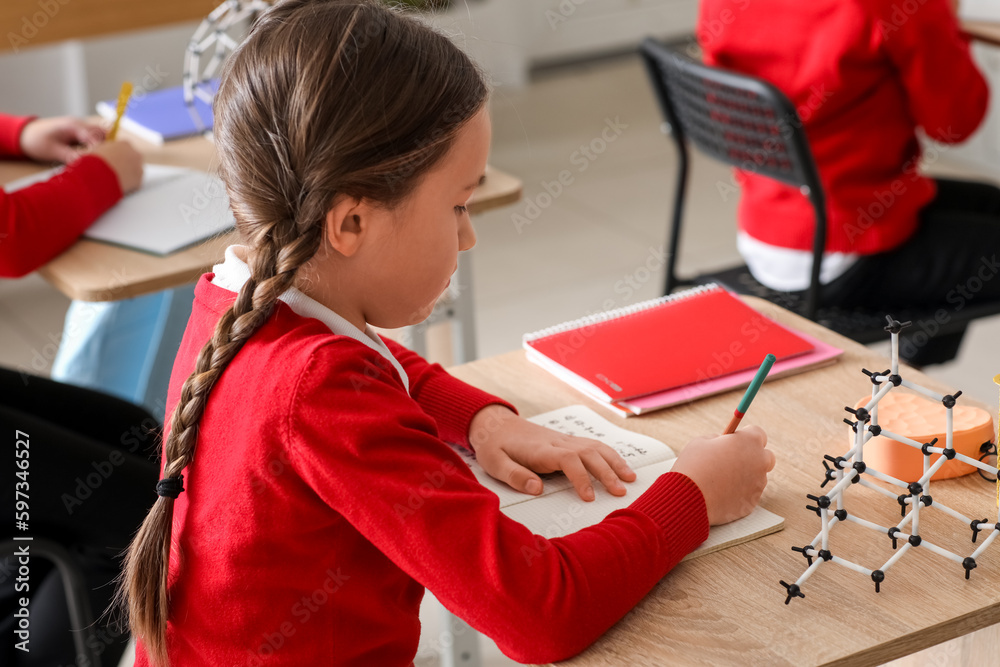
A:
[[122, 1, 774, 665]]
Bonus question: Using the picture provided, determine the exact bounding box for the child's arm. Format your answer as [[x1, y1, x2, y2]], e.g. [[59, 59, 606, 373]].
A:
[[0, 116, 143, 277], [383, 338, 640, 500], [0, 114, 36, 158], [286, 342, 773, 663], [0, 156, 120, 277], [0, 113, 109, 162], [874, 0, 989, 142], [381, 337, 518, 445], [18, 115, 105, 163], [466, 404, 773, 523], [468, 403, 636, 500]]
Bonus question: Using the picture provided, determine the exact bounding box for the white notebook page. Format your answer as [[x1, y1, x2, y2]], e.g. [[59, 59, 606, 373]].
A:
[[452, 405, 783, 560], [6, 163, 234, 256], [450, 405, 675, 509]]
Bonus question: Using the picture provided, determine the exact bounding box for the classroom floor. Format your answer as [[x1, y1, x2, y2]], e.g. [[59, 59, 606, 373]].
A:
[[3, 53, 1000, 667]]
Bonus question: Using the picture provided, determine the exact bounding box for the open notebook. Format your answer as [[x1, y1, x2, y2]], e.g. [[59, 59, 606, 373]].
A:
[[452, 405, 783, 560], [5, 164, 234, 256]]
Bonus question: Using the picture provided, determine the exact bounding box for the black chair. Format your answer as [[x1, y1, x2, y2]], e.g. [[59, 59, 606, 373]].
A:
[[1, 538, 103, 667], [639, 38, 1000, 359]]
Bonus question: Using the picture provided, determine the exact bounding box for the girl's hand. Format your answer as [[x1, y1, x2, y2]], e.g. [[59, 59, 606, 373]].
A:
[[89, 141, 144, 194], [670, 425, 774, 525], [19, 116, 105, 164], [468, 405, 637, 501]]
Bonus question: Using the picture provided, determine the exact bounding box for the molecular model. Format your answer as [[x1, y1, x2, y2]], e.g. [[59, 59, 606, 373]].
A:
[[780, 317, 1000, 604], [183, 1, 271, 131]]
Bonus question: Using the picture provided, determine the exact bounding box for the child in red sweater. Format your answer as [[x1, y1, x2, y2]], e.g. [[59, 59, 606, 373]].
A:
[[699, 0, 998, 364], [0, 112, 186, 422], [0, 113, 142, 277], [121, 2, 774, 665]]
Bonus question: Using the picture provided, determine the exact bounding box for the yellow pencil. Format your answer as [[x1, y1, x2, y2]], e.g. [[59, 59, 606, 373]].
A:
[[107, 81, 133, 141]]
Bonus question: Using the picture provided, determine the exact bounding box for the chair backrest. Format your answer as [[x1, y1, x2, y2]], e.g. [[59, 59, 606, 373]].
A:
[[640, 38, 827, 318], [1, 538, 102, 666]]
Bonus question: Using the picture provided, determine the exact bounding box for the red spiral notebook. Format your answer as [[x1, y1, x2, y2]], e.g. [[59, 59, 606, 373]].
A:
[[523, 284, 842, 415]]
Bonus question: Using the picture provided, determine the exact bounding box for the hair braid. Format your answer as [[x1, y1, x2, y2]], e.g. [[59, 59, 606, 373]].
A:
[[120, 221, 323, 666]]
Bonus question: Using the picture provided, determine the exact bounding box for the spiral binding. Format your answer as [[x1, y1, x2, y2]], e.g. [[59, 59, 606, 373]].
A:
[[522, 283, 723, 343]]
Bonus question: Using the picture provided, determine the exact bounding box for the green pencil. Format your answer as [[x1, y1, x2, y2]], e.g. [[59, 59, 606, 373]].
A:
[[724, 353, 776, 434]]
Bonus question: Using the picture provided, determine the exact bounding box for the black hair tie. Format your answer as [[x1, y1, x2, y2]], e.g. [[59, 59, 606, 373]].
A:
[[156, 475, 185, 499]]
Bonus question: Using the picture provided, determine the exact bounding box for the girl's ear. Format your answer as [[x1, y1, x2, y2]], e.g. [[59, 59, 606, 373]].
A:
[[324, 195, 368, 257]]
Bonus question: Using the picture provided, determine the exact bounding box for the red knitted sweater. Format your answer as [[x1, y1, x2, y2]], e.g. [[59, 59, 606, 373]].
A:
[[134, 275, 710, 666]]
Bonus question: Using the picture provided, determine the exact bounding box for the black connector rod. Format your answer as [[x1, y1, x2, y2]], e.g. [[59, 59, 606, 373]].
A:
[[883, 316, 911, 334], [780, 580, 805, 605], [871, 570, 885, 593]]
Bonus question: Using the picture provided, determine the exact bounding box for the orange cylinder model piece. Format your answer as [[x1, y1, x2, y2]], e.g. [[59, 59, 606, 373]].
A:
[[852, 391, 994, 481]]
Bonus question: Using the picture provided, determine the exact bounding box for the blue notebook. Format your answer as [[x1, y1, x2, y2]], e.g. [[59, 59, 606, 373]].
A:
[[96, 80, 218, 145]]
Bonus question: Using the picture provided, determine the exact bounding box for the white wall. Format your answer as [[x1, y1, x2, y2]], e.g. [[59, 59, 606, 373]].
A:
[[0, 21, 197, 118], [941, 42, 1000, 179], [0, 0, 698, 115], [432, 0, 698, 86], [527, 0, 698, 63], [4, 0, 994, 172]]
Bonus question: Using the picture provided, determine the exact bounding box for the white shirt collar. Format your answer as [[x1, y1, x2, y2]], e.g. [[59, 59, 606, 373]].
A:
[[210, 245, 409, 393]]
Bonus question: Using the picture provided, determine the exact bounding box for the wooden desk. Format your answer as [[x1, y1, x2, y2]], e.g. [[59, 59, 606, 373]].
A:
[[0, 133, 522, 302], [449, 299, 1000, 667]]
